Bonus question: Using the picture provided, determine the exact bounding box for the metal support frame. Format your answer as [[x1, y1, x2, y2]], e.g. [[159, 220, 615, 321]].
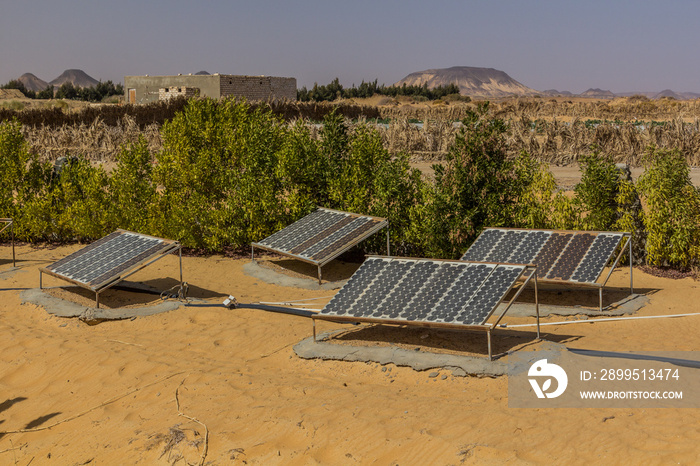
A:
[[39, 235, 182, 309], [0, 219, 15, 267], [312, 263, 539, 361], [595, 233, 633, 312]]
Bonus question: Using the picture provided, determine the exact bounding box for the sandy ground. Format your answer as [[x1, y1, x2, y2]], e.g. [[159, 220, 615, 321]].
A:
[[410, 161, 700, 189], [0, 243, 699, 464]]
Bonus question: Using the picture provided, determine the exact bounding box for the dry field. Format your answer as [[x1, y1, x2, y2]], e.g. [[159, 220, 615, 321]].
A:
[[8, 96, 700, 169]]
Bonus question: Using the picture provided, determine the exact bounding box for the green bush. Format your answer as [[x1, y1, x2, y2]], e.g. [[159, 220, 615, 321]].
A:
[[423, 103, 530, 258], [574, 151, 622, 231], [108, 137, 157, 233], [637, 146, 700, 268], [152, 98, 288, 249]]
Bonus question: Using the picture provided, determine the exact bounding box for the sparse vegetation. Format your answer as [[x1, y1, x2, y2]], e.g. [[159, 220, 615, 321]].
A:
[[297, 77, 463, 102]]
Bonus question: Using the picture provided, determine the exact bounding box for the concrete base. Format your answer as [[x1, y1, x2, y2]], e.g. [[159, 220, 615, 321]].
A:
[[295, 331, 571, 378], [243, 261, 347, 290], [20, 285, 192, 323]]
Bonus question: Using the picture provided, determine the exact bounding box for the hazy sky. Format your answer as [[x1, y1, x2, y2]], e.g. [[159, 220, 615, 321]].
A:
[[2, 1, 699, 94]]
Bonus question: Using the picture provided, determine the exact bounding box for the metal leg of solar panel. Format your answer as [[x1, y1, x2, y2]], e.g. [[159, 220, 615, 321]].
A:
[[179, 247, 183, 285], [39, 270, 43, 289], [534, 271, 540, 339], [317, 265, 322, 285], [386, 228, 391, 257], [11, 220, 15, 267], [628, 233, 634, 294], [487, 329, 492, 361], [490, 266, 540, 359], [598, 233, 632, 311]]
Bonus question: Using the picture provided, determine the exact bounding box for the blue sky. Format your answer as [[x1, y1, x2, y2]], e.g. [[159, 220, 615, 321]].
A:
[[1, 1, 699, 94]]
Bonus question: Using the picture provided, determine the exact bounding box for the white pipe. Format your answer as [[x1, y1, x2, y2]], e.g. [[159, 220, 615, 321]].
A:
[[500, 312, 700, 328], [257, 296, 333, 305]]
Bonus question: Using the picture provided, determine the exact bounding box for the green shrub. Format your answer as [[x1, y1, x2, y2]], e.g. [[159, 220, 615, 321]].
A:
[[153, 98, 291, 249], [637, 146, 700, 268], [511, 151, 558, 229], [0, 119, 53, 241], [108, 137, 157, 232], [574, 151, 622, 231], [423, 103, 526, 258], [52, 157, 110, 241]]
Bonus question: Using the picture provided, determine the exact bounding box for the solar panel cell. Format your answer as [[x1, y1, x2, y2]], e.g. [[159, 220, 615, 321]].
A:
[[545, 233, 596, 280], [508, 230, 550, 265], [461, 227, 631, 299], [309, 218, 382, 261], [301, 217, 370, 259], [535, 233, 573, 277], [457, 265, 524, 325], [432, 263, 494, 323], [289, 213, 353, 255], [258, 209, 331, 250], [571, 233, 623, 283], [485, 230, 528, 262], [461, 229, 503, 261], [322, 257, 388, 316]]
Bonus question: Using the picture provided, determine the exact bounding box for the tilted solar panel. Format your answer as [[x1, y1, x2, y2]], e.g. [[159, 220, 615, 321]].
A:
[[319, 257, 527, 326], [313, 256, 538, 360], [251, 207, 389, 283], [39, 230, 181, 307], [461, 228, 625, 285]]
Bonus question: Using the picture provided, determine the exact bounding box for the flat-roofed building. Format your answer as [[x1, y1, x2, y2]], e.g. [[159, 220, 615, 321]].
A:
[[124, 73, 296, 104]]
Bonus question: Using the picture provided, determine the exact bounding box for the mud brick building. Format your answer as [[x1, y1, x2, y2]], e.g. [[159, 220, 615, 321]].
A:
[[124, 74, 296, 104]]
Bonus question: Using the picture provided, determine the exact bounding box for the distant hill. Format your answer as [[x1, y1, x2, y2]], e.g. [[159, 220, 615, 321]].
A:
[[18, 73, 49, 92], [579, 88, 615, 99], [541, 89, 574, 97], [195, 71, 210, 75], [653, 89, 682, 100], [394, 66, 538, 98], [50, 69, 99, 88]]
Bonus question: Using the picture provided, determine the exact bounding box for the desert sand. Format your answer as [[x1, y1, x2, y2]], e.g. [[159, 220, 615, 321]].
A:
[[0, 243, 699, 465]]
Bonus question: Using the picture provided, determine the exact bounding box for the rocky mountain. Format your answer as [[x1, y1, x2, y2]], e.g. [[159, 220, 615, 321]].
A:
[[49, 69, 99, 88], [394, 66, 538, 98], [18, 73, 49, 92]]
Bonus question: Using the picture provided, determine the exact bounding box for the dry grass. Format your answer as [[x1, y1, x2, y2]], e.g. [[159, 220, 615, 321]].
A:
[[22, 115, 161, 162], [13, 96, 700, 166]]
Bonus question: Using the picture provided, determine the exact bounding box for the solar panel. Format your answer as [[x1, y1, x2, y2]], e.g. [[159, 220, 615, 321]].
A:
[[251, 207, 389, 282], [39, 230, 181, 307], [320, 257, 527, 325], [313, 256, 538, 360], [461, 228, 625, 285]]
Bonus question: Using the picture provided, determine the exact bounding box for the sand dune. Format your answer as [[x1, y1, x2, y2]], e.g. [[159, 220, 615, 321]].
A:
[[0, 243, 698, 464]]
